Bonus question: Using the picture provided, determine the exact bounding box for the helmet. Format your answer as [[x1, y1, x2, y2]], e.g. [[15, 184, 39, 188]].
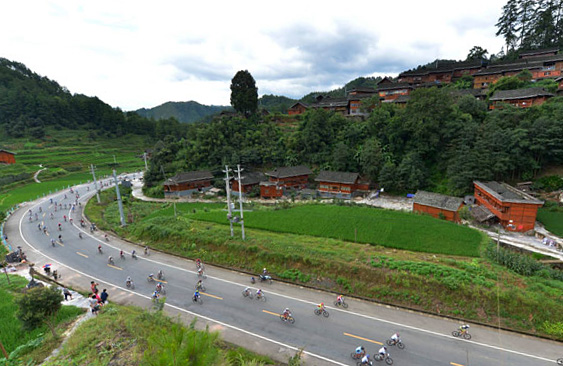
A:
[[320, 302, 324, 306], [263, 268, 266, 271], [384, 346, 387, 350]]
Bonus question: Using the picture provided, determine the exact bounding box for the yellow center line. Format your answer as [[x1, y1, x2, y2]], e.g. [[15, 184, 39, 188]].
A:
[[262, 310, 281, 317], [153, 279, 168, 284], [450, 363, 464, 366], [57, 242, 64, 247], [201, 292, 223, 300], [107, 264, 122, 270], [76, 252, 88, 258], [343, 332, 383, 345]]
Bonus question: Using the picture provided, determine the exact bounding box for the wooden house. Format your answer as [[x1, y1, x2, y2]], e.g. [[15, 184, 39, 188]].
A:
[[413, 191, 464, 223], [260, 165, 312, 198], [557, 76, 563, 94], [376, 82, 413, 101], [312, 97, 349, 114], [0, 149, 16, 164], [231, 171, 266, 195], [163, 171, 214, 197], [398, 60, 484, 86], [489, 87, 554, 109], [473, 181, 544, 232], [288, 102, 308, 115], [315, 171, 369, 199]]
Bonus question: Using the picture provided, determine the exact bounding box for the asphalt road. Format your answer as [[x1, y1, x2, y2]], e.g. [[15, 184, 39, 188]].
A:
[[6, 179, 563, 366]]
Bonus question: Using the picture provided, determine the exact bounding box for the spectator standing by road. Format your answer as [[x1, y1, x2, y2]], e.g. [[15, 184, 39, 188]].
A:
[[63, 287, 72, 301], [90, 281, 99, 294], [100, 289, 109, 304], [89, 295, 100, 315]]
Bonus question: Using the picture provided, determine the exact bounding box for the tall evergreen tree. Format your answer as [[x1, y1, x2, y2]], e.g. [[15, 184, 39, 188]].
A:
[[230, 70, 258, 117], [496, 0, 520, 53]]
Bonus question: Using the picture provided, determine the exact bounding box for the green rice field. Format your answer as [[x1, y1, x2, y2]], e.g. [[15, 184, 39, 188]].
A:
[[168, 203, 483, 256], [537, 208, 563, 237]]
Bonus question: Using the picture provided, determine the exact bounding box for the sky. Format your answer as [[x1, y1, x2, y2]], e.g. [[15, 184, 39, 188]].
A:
[[1, 0, 507, 111]]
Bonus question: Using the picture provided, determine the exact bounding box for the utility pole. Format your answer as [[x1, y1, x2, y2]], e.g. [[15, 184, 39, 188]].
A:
[[143, 152, 148, 170], [236, 164, 245, 240], [223, 165, 234, 237], [112, 170, 126, 226], [91, 164, 101, 203]]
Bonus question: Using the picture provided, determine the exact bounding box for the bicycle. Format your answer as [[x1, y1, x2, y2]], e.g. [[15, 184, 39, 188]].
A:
[[147, 276, 156, 283], [350, 351, 366, 360], [195, 283, 206, 292], [98, 246, 103, 254], [156, 285, 166, 295], [386, 339, 405, 350], [255, 293, 267, 302], [557, 357, 563, 365], [108, 257, 115, 265], [197, 271, 207, 279], [333, 299, 349, 309], [192, 295, 203, 304], [373, 353, 393, 365], [242, 289, 254, 299], [314, 308, 329, 318], [452, 329, 471, 340], [279, 314, 295, 324], [126, 280, 135, 289]]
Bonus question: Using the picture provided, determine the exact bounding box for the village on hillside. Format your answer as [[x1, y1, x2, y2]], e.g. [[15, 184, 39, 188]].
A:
[[287, 47, 563, 116]]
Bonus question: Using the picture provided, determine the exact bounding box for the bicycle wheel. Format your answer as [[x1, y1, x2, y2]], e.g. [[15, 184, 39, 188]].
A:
[[322, 310, 329, 318], [385, 356, 393, 365], [396, 342, 405, 350], [556, 357, 563, 365], [258, 295, 266, 302], [314, 308, 321, 315], [342, 301, 349, 309], [462, 332, 472, 340], [333, 300, 339, 307], [200, 285, 206, 292], [287, 316, 295, 324], [452, 331, 460, 337], [386, 339, 393, 346]]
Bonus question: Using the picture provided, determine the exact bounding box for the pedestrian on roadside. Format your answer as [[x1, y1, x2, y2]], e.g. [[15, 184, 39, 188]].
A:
[[89, 294, 100, 315], [90, 281, 99, 294], [100, 289, 109, 304], [63, 287, 72, 301]]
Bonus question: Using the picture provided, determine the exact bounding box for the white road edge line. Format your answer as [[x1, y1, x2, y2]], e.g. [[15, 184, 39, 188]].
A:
[[24, 184, 557, 364], [20, 190, 347, 366]]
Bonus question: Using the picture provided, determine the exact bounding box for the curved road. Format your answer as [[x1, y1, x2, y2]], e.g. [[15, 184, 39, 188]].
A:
[[5, 179, 562, 366]]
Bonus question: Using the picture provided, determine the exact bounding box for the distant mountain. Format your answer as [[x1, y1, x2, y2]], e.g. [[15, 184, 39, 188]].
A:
[[135, 101, 231, 123], [258, 94, 297, 114]]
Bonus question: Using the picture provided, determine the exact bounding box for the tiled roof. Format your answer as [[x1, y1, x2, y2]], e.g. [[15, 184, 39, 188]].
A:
[[450, 89, 486, 98], [490, 87, 554, 101], [475, 54, 563, 76], [289, 102, 308, 109], [315, 171, 359, 184], [376, 82, 413, 92], [312, 97, 349, 108], [470, 205, 496, 222], [519, 47, 559, 57], [347, 87, 376, 93], [399, 60, 484, 77], [163, 171, 214, 185], [0, 149, 16, 155], [413, 190, 464, 211], [474, 181, 544, 204], [237, 171, 266, 185], [266, 165, 312, 179]]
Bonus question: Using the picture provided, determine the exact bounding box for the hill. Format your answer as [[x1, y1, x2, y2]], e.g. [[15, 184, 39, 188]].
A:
[[135, 101, 231, 123]]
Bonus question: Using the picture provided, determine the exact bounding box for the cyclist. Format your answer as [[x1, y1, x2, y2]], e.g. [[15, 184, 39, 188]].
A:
[[69, 218, 73, 225], [378, 346, 387, 359], [144, 246, 149, 255], [131, 250, 137, 259], [282, 308, 291, 320], [256, 288, 263, 298], [39, 207, 42, 213], [63, 215, 67, 222], [37, 223, 42, 231], [243, 287, 251, 296], [58, 223, 62, 231], [79, 232, 83, 239], [58, 234, 63, 242], [157, 270, 164, 280], [317, 302, 325, 312], [148, 273, 155, 281], [195, 258, 202, 268], [50, 213, 54, 219], [196, 279, 204, 291], [152, 290, 160, 301], [50, 238, 56, 246], [108, 256, 114, 265], [119, 250, 124, 259], [459, 324, 470, 334], [360, 353, 371, 365], [262, 267, 268, 275], [34, 213, 38, 220], [105, 234, 109, 242], [355, 346, 365, 357], [193, 290, 200, 301], [336, 294, 344, 305], [98, 245, 103, 254], [197, 267, 204, 276], [390, 332, 400, 345], [156, 282, 164, 293], [126, 276, 132, 287]]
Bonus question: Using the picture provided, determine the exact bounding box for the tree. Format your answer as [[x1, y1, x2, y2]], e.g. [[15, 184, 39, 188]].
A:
[[360, 138, 383, 182], [230, 70, 258, 117], [496, 0, 520, 53], [466, 46, 489, 60], [16, 286, 63, 338]]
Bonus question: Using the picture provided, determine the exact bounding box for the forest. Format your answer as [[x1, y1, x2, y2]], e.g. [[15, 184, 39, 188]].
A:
[[144, 87, 563, 196], [0, 58, 187, 140]]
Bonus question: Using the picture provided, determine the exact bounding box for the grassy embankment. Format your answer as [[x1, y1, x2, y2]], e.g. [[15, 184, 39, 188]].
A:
[[86, 191, 563, 339], [0, 275, 84, 364], [537, 204, 563, 237]]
